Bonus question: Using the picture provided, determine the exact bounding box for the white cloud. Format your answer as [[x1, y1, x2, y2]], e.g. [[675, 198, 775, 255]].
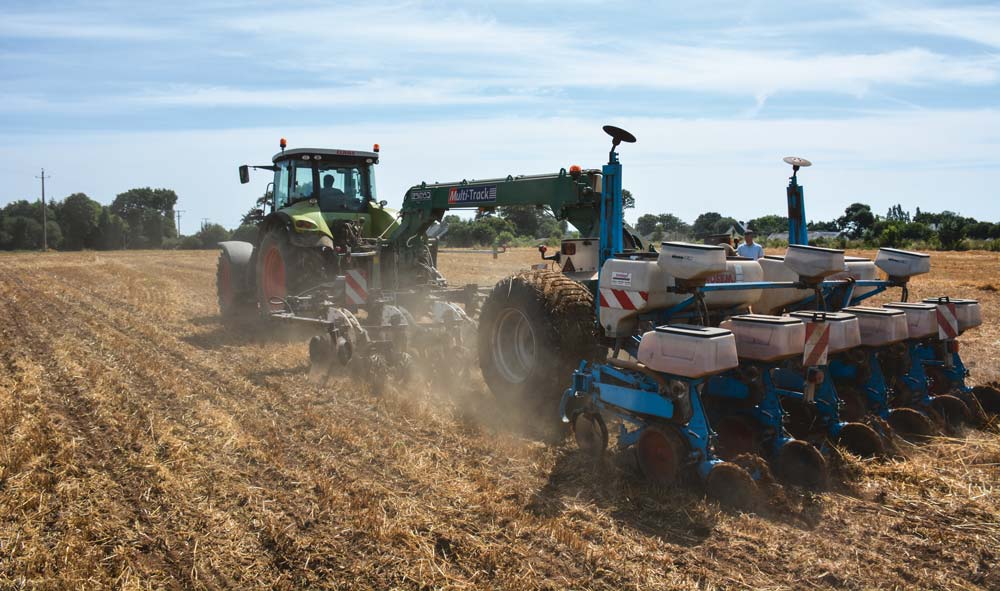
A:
[[870, 5, 1000, 49], [0, 13, 173, 41]]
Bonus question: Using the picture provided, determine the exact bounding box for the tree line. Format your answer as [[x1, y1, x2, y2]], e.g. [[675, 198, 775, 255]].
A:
[[4, 188, 997, 252], [634, 203, 1000, 251], [0, 189, 253, 251]]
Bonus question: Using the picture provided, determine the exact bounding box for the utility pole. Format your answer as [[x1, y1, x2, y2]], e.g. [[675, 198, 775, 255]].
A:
[[175, 210, 185, 236], [201, 218, 210, 231], [35, 168, 50, 251]]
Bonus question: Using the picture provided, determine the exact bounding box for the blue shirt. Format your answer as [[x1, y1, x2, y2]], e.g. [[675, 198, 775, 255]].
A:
[[737, 242, 764, 260]]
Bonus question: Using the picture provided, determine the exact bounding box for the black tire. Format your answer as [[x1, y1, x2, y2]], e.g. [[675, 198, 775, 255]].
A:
[[256, 227, 326, 315], [478, 270, 597, 419], [216, 251, 254, 320]]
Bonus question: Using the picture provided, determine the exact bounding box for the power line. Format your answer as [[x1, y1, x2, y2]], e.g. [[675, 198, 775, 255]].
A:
[[35, 168, 50, 251], [175, 210, 185, 235]]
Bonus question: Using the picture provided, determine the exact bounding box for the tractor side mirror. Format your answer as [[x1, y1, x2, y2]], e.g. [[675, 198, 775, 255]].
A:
[[379, 200, 388, 207], [239, 165, 250, 184]]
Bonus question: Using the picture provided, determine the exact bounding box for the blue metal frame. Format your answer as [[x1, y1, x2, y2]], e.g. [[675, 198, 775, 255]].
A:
[[704, 368, 796, 457], [560, 361, 722, 481]]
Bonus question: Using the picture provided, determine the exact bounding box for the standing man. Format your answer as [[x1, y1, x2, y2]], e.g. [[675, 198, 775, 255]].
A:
[[737, 230, 765, 260]]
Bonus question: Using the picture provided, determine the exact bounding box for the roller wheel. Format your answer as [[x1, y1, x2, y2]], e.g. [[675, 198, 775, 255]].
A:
[[478, 270, 597, 421], [930, 394, 970, 432], [713, 415, 761, 460], [836, 422, 884, 457], [705, 462, 760, 510], [973, 384, 1000, 415], [635, 425, 688, 486], [774, 439, 827, 488], [887, 407, 936, 439], [572, 412, 608, 457], [837, 386, 868, 423]]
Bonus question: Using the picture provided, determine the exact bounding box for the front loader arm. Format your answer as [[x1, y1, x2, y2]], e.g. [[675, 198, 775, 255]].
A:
[[389, 168, 603, 246]]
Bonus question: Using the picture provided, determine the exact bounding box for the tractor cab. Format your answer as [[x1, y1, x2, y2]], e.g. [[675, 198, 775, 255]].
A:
[[239, 143, 397, 240]]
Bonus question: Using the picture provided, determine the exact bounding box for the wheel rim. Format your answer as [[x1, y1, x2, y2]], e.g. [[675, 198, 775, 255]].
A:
[[714, 415, 759, 460], [262, 245, 286, 310], [636, 426, 686, 486], [492, 308, 536, 384], [573, 413, 608, 457]]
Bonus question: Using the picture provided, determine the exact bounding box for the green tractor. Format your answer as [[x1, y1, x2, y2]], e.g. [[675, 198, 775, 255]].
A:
[[217, 139, 399, 317]]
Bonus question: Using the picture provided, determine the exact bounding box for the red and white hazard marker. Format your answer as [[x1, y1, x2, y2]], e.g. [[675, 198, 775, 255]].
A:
[[803, 321, 831, 367], [598, 288, 649, 310], [936, 301, 959, 340], [345, 270, 368, 306]]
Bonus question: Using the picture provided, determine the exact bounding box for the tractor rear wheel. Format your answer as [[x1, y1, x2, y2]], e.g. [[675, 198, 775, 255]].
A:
[[478, 270, 597, 421], [257, 229, 293, 314]]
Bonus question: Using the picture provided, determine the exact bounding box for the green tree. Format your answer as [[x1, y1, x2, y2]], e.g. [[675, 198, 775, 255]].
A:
[[836, 203, 875, 239], [195, 223, 231, 249], [657, 214, 691, 236], [96, 208, 128, 250], [692, 212, 723, 237], [622, 189, 635, 211], [885, 204, 910, 222], [231, 224, 258, 242], [747, 214, 788, 236], [59, 193, 102, 250], [938, 216, 967, 250], [111, 187, 179, 248], [636, 214, 659, 236]]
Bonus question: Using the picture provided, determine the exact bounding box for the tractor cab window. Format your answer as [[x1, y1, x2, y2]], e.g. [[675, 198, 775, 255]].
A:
[[273, 162, 290, 210], [290, 162, 314, 203], [316, 163, 371, 213]]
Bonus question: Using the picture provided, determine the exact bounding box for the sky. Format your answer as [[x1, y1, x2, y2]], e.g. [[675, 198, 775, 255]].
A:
[[2, 0, 1000, 232]]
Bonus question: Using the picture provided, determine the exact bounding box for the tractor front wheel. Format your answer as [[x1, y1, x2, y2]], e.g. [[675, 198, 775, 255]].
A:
[[216, 251, 253, 321]]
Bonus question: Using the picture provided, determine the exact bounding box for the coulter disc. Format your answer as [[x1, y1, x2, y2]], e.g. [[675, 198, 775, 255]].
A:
[[930, 394, 971, 432], [887, 407, 936, 439], [705, 462, 760, 510], [774, 439, 827, 489], [973, 384, 1000, 415], [572, 412, 608, 457], [836, 422, 884, 458]]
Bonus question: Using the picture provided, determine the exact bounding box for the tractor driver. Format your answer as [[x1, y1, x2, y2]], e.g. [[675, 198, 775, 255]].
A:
[[319, 173, 347, 209]]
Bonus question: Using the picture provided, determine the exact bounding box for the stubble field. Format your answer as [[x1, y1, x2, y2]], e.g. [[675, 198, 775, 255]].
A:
[[0, 247, 999, 590]]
